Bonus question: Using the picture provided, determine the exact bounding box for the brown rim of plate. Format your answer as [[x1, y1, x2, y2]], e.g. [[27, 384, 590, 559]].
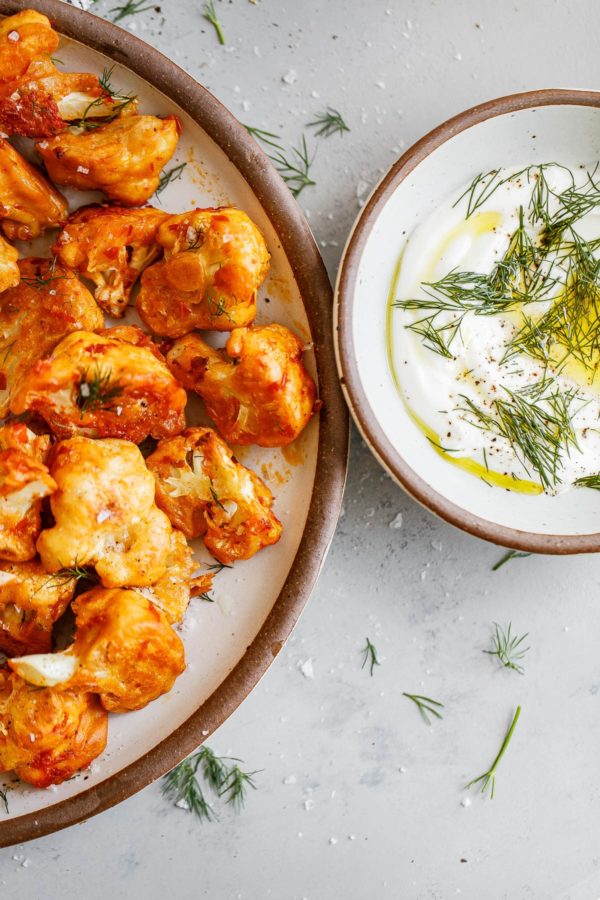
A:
[[336, 88, 600, 556], [0, 0, 349, 846]]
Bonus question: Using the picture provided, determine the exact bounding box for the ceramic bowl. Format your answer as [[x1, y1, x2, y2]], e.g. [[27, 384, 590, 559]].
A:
[[0, 0, 348, 846], [335, 89, 600, 554]]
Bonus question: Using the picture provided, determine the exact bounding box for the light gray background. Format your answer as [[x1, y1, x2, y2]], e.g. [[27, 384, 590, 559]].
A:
[[3, 1, 600, 898]]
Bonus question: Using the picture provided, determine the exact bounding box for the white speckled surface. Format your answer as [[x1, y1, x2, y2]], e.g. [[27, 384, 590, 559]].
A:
[[3, 1, 600, 898]]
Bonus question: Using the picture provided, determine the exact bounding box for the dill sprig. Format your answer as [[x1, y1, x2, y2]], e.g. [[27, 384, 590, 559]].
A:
[[203, 0, 226, 45], [466, 705, 521, 798], [574, 473, 600, 489], [483, 622, 530, 674], [0, 788, 8, 814], [506, 232, 600, 371], [198, 592, 214, 602], [245, 125, 316, 198], [360, 637, 380, 676], [162, 752, 216, 822], [397, 208, 557, 358], [244, 125, 283, 149], [458, 380, 581, 490], [76, 367, 123, 416], [162, 746, 259, 822], [307, 107, 350, 138], [220, 765, 259, 811], [402, 692, 444, 725], [70, 67, 136, 131], [21, 257, 66, 290], [492, 549, 532, 571], [110, 0, 154, 22], [155, 162, 187, 197], [268, 135, 316, 198]]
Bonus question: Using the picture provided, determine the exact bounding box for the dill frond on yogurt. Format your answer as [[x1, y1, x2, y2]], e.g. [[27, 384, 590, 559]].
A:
[[391, 162, 600, 494]]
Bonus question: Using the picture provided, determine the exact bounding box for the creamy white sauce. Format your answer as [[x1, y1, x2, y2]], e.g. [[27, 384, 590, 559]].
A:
[[391, 163, 600, 494]]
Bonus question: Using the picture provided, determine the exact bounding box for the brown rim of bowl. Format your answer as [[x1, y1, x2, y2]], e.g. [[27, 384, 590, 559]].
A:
[[0, 0, 349, 847], [336, 88, 600, 556]]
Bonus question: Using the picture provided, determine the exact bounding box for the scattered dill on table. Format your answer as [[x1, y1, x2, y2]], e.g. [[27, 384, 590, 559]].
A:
[[483, 623, 530, 674], [466, 706, 521, 799], [402, 692, 444, 725], [307, 107, 350, 138], [162, 747, 259, 822], [492, 549, 532, 571], [110, 0, 154, 22], [203, 0, 226, 45], [360, 637, 380, 676]]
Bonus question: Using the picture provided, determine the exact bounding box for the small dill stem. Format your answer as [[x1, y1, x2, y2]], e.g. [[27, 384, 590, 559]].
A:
[[492, 549, 532, 571], [360, 637, 380, 676], [203, 1, 226, 44], [466, 706, 521, 798]]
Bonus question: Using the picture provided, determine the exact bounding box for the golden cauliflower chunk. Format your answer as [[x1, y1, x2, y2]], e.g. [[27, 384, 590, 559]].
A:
[[0, 423, 56, 563], [0, 234, 19, 293], [37, 436, 173, 588], [10, 326, 187, 443], [0, 57, 116, 138], [0, 558, 76, 656], [11, 586, 186, 713], [166, 324, 318, 447], [53, 205, 168, 317], [136, 207, 270, 337], [0, 11, 58, 86], [0, 669, 107, 788], [136, 528, 211, 624], [0, 138, 68, 240], [147, 427, 282, 564], [0, 257, 104, 418], [36, 114, 181, 206]]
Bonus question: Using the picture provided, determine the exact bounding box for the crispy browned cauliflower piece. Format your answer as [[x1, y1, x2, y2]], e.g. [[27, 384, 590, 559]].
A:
[[53, 205, 168, 317], [0, 669, 107, 788], [0, 11, 58, 86], [11, 586, 186, 713], [0, 58, 124, 138], [136, 528, 211, 624], [37, 436, 173, 588], [36, 114, 181, 206], [146, 427, 282, 564], [10, 326, 187, 443], [0, 423, 56, 564], [136, 207, 270, 337], [0, 558, 77, 656], [0, 234, 19, 293], [0, 257, 104, 418], [0, 138, 68, 240], [166, 324, 318, 447]]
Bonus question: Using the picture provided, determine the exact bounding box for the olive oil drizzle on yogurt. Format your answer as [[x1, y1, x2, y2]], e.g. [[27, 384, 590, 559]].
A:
[[388, 163, 600, 494]]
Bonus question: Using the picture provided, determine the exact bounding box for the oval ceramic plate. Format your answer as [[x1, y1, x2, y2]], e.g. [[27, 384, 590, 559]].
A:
[[0, 0, 348, 846], [335, 89, 600, 554]]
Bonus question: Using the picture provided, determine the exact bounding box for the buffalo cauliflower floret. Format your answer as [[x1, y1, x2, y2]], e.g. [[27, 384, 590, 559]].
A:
[[0, 234, 19, 293], [0, 57, 127, 138], [10, 585, 186, 713], [36, 436, 173, 587], [146, 427, 282, 563], [0, 257, 104, 419], [53, 205, 168, 317], [135, 528, 211, 624], [136, 207, 269, 337], [0, 11, 58, 85], [36, 114, 181, 205], [10, 326, 187, 443], [166, 324, 318, 446], [0, 420, 56, 563], [0, 138, 68, 240], [0, 558, 77, 656], [0, 669, 107, 788]]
